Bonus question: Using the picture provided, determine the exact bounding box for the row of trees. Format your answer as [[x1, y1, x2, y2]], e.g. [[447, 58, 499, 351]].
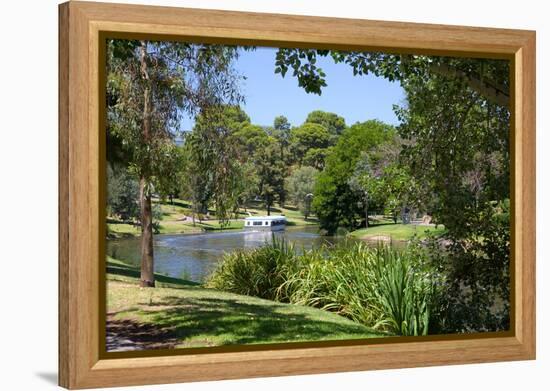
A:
[[108, 105, 354, 223], [108, 102, 416, 234]]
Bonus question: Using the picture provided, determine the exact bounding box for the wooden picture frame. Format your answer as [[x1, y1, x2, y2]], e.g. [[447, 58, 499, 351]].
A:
[[59, 1, 536, 388]]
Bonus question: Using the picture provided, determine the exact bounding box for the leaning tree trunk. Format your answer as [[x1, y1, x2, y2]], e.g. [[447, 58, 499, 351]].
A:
[[139, 40, 155, 287]]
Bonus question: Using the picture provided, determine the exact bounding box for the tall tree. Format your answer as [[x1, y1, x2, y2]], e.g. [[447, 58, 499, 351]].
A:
[[312, 120, 395, 233], [107, 40, 242, 287], [289, 123, 331, 165], [255, 138, 285, 215], [305, 110, 346, 137], [285, 166, 319, 219], [188, 105, 250, 224], [272, 115, 292, 204], [272, 115, 292, 162], [181, 104, 252, 222], [232, 124, 269, 156], [179, 141, 212, 223], [274, 115, 291, 133]]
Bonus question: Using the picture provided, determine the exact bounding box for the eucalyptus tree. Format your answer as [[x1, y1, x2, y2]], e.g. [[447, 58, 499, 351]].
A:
[[188, 105, 251, 224], [107, 40, 243, 287], [285, 166, 319, 219]]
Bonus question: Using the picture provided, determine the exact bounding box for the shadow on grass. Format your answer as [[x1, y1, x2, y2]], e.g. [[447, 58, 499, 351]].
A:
[[108, 294, 385, 351], [107, 217, 138, 226], [107, 260, 199, 287], [158, 199, 191, 209], [107, 316, 180, 351], [368, 221, 398, 227], [282, 205, 298, 211]]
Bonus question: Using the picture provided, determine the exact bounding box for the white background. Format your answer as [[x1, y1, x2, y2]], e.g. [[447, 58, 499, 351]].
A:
[[0, 0, 547, 389]]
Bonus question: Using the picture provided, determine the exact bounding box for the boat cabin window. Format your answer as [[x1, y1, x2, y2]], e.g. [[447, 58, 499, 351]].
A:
[[265, 221, 269, 225], [252, 221, 263, 226]]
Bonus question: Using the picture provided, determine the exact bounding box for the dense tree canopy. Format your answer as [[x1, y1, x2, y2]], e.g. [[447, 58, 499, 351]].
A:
[[394, 63, 510, 332], [312, 120, 395, 233], [305, 110, 346, 136], [232, 124, 269, 156], [290, 123, 331, 165]]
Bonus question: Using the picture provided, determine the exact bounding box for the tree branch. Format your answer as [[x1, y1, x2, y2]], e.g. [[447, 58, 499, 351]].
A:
[[429, 63, 509, 108]]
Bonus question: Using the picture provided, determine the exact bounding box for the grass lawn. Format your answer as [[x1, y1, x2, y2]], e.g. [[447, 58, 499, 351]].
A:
[[349, 223, 445, 241], [106, 257, 385, 351], [108, 198, 317, 238]]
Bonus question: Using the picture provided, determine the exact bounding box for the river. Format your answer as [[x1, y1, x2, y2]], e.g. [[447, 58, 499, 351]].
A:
[[107, 226, 354, 283]]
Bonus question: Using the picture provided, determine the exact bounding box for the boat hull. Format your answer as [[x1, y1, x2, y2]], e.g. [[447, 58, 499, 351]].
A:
[[244, 225, 286, 232]]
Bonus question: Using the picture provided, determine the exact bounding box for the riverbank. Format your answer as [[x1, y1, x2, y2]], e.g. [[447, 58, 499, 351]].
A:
[[106, 257, 385, 351], [107, 199, 318, 238], [349, 222, 445, 241]]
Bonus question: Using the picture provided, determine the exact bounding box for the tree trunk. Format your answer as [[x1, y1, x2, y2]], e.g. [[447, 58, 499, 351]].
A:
[[139, 40, 155, 288], [364, 197, 369, 228], [266, 197, 271, 216], [139, 177, 155, 287]]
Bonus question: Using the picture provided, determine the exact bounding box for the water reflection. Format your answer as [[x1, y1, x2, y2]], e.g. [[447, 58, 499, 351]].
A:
[[107, 226, 349, 282]]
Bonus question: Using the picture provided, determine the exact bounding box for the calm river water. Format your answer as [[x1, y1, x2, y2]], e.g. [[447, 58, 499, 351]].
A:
[[106, 226, 354, 283]]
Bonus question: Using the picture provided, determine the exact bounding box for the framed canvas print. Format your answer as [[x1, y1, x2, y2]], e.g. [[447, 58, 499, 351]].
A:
[[58, 1, 536, 389]]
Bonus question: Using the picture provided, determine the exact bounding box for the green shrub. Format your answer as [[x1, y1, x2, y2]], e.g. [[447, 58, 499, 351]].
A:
[[207, 239, 443, 336], [280, 242, 442, 336], [205, 237, 297, 300], [371, 247, 438, 336]]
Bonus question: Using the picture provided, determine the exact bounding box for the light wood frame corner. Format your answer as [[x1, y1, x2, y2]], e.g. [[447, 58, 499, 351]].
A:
[[59, 1, 536, 389]]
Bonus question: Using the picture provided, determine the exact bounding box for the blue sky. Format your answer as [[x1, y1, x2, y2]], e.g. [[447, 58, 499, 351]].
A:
[[182, 46, 405, 130]]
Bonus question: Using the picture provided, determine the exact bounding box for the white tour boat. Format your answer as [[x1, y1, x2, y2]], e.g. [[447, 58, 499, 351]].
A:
[[244, 215, 287, 231]]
